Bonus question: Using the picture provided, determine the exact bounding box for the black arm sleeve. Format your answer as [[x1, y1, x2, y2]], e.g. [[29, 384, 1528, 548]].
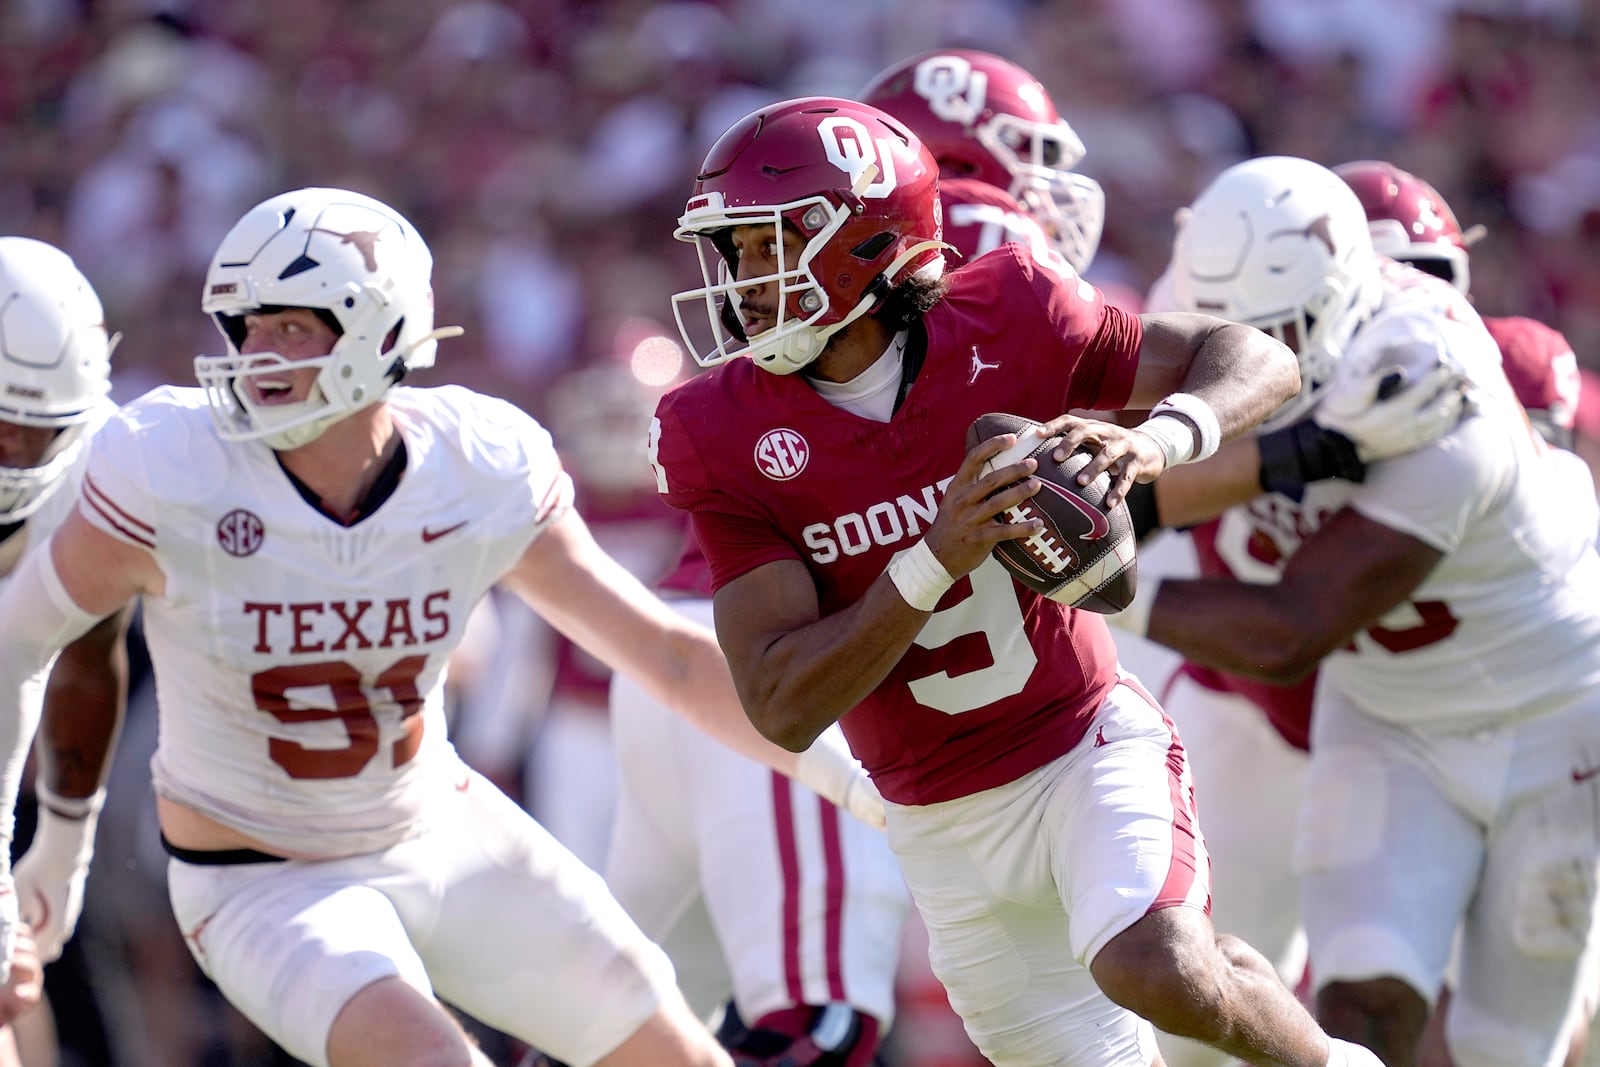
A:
[[1125, 480, 1162, 542], [1256, 419, 1366, 503]]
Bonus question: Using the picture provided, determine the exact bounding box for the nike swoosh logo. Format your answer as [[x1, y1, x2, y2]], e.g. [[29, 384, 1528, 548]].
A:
[[1573, 765, 1600, 784], [1034, 479, 1110, 540], [422, 521, 468, 543]]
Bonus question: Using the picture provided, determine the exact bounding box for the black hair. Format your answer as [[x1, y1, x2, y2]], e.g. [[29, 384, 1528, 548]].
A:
[[875, 271, 948, 332]]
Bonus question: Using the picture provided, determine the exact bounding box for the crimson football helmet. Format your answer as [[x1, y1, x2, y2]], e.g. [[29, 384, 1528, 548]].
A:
[[196, 187, 462, 450], [0, 237, 117, 522], [1170, 156, 1381, 431], [1334, 160, 1485, 295], [861, 49, 1104, 273], [672, 97, 947, 375]]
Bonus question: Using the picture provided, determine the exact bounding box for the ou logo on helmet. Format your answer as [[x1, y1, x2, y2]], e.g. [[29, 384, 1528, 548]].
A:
[[755, 428, 809, 481], [819, 118, 899, 199], [914, 55, 988, 126]]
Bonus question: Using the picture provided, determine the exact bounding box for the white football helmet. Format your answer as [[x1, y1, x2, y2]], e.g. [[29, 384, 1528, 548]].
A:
[[196, 187, 459, 450], [1170, 156, 1381, 431], [0, 237, 115, 522]]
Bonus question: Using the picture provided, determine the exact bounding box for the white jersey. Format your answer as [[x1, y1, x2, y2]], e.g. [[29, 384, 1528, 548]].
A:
[[1212, 264, 1600, 730], [78, 385, 573, 856]]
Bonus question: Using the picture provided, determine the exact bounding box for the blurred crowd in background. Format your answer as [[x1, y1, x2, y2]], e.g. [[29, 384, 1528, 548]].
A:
[[3, 0, 1598, 1064], [4, 0, 1598, 422]]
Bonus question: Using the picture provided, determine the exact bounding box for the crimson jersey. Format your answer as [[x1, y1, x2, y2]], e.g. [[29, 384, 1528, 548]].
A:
[[938, 177, 1053, 267], [1483, 314, 1580, 436], [659, 527, 714, 599], [651, 246, 1142, 805]]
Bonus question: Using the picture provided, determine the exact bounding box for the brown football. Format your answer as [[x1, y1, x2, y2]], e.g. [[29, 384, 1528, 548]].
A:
[[966, 412, 1138, 614]]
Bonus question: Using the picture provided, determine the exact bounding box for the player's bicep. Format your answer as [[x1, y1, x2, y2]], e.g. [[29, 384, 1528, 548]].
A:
[[1125, 312, 1222, 408], [51, 506, 161, 616], [712, 559, 821, 680], [1276, 507, 1444, 655]]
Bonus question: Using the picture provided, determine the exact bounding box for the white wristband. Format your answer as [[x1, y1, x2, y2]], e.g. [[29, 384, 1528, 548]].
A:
[[1141, 392, 1222, 467], [1136, 415, 1196, 469], [886, 539, 955, 612], [36, 784, 106, 822]]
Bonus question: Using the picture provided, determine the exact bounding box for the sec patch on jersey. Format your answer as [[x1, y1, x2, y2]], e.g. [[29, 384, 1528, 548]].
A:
[[966, 412, 1138, 614]]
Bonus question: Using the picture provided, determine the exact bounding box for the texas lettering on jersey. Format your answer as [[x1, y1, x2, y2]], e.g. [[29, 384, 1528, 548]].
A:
[[242, 592, 451, 654], [76, 384, 572, 856]]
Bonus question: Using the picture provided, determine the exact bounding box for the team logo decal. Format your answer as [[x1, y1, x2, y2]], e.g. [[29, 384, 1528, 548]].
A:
[[819, 118, 898, 198], [914, 55, 988, 125], [968, 345, 1000, 384], [755, 428, 809, 481], [308, 227, 385, 272], [217, 508, 265, 557], [1268, 214, 1337, 256]]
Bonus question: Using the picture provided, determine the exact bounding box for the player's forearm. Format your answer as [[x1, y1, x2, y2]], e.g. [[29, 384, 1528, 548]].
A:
[[1148, 438, 1265, 531], [1145, 578, 1324, 685], [35, 609, 131, 799], [0, 549, 102, 852], [663, 624, 805, 775], [734, 577, 927, 752]]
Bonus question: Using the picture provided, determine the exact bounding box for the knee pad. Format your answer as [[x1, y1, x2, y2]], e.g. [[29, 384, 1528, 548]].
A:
[[1513, 836, 1598, 960]]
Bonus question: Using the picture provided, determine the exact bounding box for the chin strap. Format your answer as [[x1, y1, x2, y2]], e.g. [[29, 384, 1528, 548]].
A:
[[386, 324, 466, 381]]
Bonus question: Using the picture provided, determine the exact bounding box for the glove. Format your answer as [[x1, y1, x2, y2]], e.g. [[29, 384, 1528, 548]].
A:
[[792, 725, 887, 830], [1314, 358, 1472, 463], [13, 788, 101, 963], [1257, 418, 1366, 502]]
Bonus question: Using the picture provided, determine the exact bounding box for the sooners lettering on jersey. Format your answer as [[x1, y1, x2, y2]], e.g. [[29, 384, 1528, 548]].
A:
[[78, 385, 573, 857], [651, 246, 1142, 805]]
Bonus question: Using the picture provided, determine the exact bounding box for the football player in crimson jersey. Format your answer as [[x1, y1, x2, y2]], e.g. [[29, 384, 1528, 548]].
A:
[[652, 96, 1388, 1067], [861, 49, 1105, 273], [1120, 156, 1600, 1067], [0, 188, 885, 1067]]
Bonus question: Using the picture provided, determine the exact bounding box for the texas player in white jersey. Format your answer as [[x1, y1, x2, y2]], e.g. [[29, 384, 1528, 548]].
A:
[[607, 530, 910, 1066], [1131, 156, 1600, 1067], [0, 237, 128, 1067], [0, 189, 882, 1067], [1127, 160, 1594, 1067]]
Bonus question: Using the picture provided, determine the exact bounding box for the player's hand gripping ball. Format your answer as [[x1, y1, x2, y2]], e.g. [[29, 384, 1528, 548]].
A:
[[966, 412, 1138, 614]]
